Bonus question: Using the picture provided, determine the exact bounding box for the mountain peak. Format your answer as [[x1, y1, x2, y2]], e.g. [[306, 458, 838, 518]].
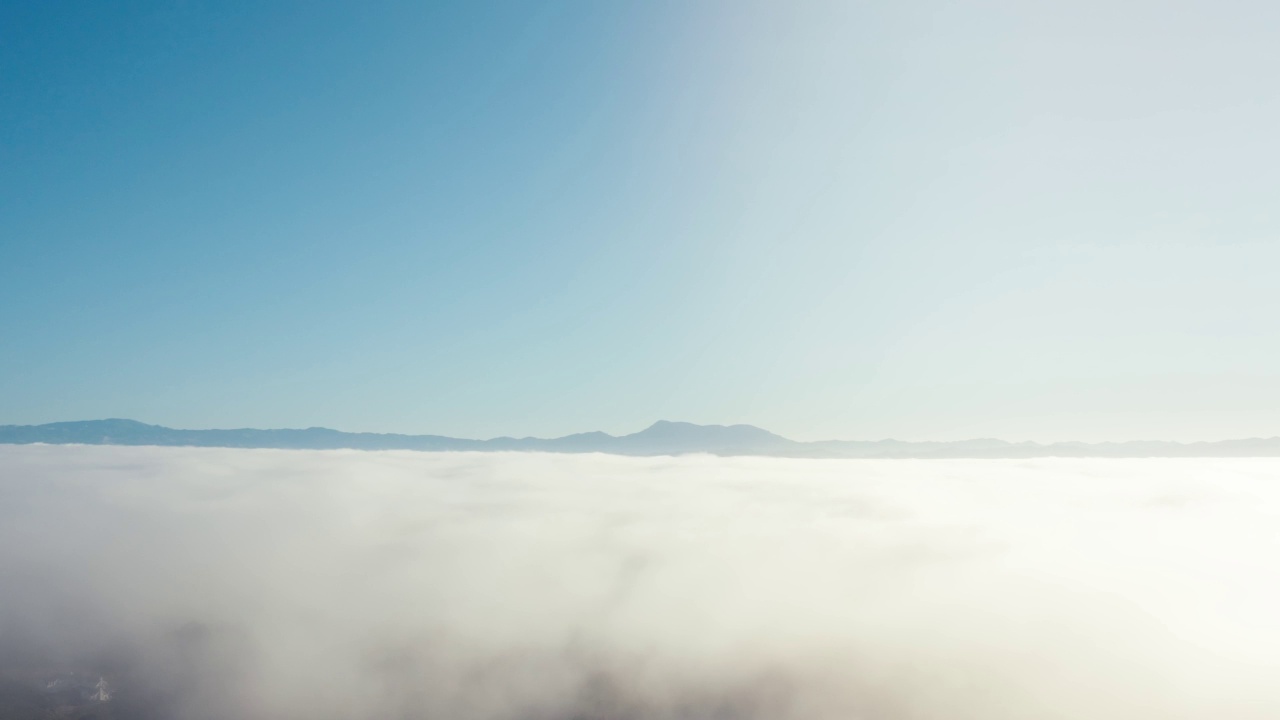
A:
[[621, 421, 792, 452], [639, 420, 781, 436]]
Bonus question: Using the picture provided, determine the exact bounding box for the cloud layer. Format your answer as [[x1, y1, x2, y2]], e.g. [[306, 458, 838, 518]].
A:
[[2, 446, 1279, 719]]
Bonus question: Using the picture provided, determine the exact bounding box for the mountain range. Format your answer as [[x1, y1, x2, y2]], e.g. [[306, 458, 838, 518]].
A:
[[3, 419, 1280, 458]]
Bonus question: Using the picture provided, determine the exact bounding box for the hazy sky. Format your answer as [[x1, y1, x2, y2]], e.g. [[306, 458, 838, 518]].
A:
[[3, 1, 1279, 442]]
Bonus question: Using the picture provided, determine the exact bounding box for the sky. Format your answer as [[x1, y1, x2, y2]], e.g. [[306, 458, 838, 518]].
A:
[[3, 0, 1280, 442]]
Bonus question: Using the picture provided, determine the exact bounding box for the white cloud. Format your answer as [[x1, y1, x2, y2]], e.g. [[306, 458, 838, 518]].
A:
[[2, 445, 1279, 719]]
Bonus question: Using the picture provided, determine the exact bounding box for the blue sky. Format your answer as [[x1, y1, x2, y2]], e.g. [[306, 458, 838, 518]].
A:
[[4, 1, 1280, 442]]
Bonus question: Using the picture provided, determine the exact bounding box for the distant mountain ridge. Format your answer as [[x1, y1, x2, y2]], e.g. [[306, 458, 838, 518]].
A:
[[3, 419, 1280, 458]]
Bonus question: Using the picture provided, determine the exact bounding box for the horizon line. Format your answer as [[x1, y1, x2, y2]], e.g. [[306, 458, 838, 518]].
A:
[[3, 418, 1280, 450]]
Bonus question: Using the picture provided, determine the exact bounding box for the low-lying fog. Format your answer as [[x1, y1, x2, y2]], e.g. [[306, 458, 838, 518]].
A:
[[2, 445, 1278, 719]]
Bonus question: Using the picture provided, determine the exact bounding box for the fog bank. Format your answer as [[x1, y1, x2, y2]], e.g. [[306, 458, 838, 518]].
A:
[[2, 446, 1278, 719]]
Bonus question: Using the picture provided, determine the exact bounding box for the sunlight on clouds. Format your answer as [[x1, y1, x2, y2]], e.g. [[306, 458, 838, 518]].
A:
[[2, 446, 1279, 719]]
